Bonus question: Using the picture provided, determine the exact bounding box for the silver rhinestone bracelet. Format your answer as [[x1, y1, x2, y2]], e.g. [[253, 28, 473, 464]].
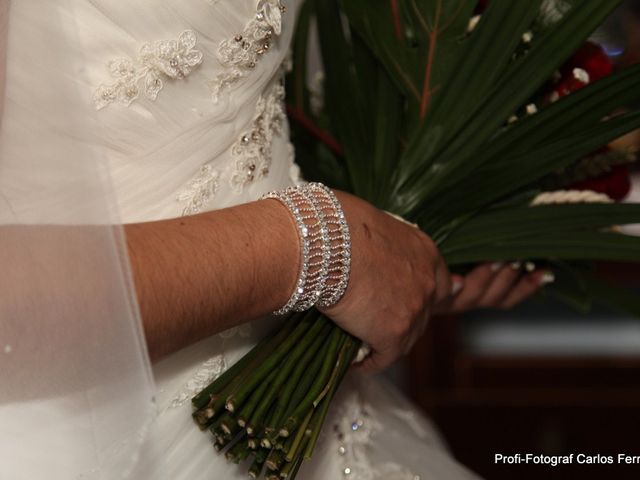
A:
[[261, 182, 351, 315], [309, 183, 351, 309]]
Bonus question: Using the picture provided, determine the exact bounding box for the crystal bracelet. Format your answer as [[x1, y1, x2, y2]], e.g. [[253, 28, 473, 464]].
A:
[[308, 183, 351, 309], [261, 183, 351, 315]]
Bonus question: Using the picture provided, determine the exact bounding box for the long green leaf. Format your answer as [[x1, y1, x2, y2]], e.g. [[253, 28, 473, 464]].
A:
[[444, 231, 640, 265], [314, 0, 371, 195], [441, 204, 640, 254]]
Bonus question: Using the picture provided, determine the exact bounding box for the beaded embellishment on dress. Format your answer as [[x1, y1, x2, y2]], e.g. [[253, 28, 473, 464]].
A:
[[177, 165, 220, 216], [94, 30, 203, 110], [170, 355, 227, 408], [229, 80, 287, 191], [218, 323, 253, 339], [208, 0, 286, 102], [175, 79, 289, 214], [334, 389, 422, 480]]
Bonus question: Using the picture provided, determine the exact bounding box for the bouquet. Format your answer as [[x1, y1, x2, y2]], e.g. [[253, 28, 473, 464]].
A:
[[192, 1, 640, 478]]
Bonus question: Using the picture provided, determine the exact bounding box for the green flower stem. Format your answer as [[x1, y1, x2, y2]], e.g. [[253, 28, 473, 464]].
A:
[[256, 447, 270, 463], [249, 313, 328, 437], [280, 454, 304, 479], [284, 408, 313, 462], [247, 436, 261, 450], [226, 312, 316, 413], [266, 448, 286, 471], [248, 449, 267, 479], [266, 314, 332, 442], [225, 435, 250, 464], [236, 366, 280, 432], [210, 422, 226, 442], [248, 459, 264, 478], [214, 434, 232, 452], [311, 333, 350, 408], [258, 399, 281, 449], [279, 327, 345, 437], [281, 325, 328, 424], [191, 393, 220, 426], [213, 411, 240, 439], [304, 336, 359, 460], [282, 431, 295, 454]]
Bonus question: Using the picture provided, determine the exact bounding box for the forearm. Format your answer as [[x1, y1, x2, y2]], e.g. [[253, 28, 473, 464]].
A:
[[125, 199, 299, 361]]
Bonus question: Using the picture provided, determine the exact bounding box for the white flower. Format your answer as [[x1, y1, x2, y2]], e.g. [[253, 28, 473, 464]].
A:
[[572, 67, 590, 84], [467, 15, 481, 33]]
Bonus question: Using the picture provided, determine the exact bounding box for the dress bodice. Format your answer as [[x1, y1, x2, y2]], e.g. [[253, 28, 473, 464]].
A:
[[46, 0, 301, 222]]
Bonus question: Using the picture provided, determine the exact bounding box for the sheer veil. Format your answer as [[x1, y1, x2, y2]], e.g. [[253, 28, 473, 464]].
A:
[[0, 1, 156, 478]]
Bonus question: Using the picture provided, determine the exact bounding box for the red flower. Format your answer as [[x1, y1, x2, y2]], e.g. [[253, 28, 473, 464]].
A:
[[551, 41, 613, 99], [568, 41, 614, 81], [553, 42, 629, 201], [570, 164, 631, 201]]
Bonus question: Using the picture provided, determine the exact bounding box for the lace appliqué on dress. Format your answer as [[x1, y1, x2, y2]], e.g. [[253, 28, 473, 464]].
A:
[[170, 355, 227, 408], [229, 81, 287, 191], [94, 30, 203, 110], [288, 143, 304, 186], [208, 0, 286, 102], [169, 324, 251, 409], [177, 164, 220, 216], [334, 391, 421, 480], [218, 323, 253, 339]]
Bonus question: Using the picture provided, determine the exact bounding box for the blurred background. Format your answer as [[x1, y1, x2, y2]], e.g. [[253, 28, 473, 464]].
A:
[[402, 2, 640, 479]]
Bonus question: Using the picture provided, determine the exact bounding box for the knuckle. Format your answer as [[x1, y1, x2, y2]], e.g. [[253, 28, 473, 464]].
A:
[[390, 314, 413, 339], [402, 289, 427, 317], [420, 231, 437, 250], [423, 276, 436, 297]]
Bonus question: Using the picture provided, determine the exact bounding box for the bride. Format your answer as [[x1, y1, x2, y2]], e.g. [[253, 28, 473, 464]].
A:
[[0, 1, 550, 478]]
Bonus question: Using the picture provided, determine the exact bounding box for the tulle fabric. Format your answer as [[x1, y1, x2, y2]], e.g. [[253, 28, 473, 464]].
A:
[[0, 1, 155, 479], [0, 1, 481, 479]]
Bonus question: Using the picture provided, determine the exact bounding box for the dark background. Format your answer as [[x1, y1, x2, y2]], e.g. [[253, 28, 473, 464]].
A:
[[409, 316, 640, 479]]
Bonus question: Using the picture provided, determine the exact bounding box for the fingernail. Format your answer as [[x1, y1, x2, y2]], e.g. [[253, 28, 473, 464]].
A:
[[510, 261, 522, 270], [540, 271, 555, 285], [490, 262, 504, 272], [452, 280, 464, 295], [525, 261, 536, 273], [353, 344, 371, 364]]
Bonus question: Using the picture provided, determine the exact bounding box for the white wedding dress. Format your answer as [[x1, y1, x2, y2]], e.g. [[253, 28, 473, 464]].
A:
[[0, 1, 481, 479]]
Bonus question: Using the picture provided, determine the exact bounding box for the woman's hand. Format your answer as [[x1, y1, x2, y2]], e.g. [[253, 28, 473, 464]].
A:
[[435, 263, 554, 315], [320, 191, 453, 372]]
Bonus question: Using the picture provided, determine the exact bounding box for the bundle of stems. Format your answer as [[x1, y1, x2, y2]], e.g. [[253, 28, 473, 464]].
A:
[[192, 310, 359, 479]]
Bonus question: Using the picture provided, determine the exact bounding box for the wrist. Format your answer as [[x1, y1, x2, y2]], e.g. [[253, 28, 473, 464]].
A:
[[256, 197, 301, 315]]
